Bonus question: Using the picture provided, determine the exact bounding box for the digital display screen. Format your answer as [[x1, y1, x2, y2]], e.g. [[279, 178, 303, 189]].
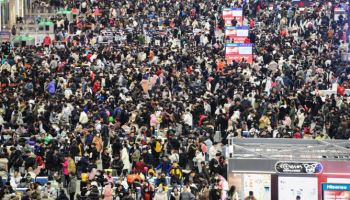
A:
[[278, 177, 318, 200]]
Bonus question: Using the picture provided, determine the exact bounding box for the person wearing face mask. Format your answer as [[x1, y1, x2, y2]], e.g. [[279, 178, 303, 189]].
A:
[[141, 181, 154, 200]]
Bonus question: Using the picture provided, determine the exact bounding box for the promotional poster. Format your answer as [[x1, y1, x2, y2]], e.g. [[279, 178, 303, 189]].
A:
[[223, 8, 243, 26], [225, 43, 253, 64]]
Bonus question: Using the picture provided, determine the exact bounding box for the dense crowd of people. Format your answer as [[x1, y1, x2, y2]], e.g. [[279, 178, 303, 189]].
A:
[[1, 0, 350, 199]]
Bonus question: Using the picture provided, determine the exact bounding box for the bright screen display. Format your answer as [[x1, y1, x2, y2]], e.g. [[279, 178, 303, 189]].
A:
[[278, 177, 318, 200], [243, 174, 271, 200]]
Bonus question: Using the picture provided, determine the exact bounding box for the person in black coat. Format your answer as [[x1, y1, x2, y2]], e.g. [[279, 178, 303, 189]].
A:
[[46, 149, 61, 173], [178, 147, 188, 169], [56, 189, 69, 200], [112, 137, 122, 157], [24, 153, 36, 170], [209, 153, 220, 176], [101, 149, 111, 169], [21, 189, 31, 200], [69, 140, 79, 158], [111, 154, 124, 176], [101, 124, 109, 148], [9, 149, 23, 170], [141, 148, 154, 167]]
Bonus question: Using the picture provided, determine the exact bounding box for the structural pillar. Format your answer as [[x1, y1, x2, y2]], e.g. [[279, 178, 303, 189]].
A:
[[9, 0, 16, 28]]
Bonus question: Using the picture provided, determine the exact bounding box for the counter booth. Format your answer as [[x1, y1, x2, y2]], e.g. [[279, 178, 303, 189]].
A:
[[227, 138, 350, 200], [13, 35, 34, 46]]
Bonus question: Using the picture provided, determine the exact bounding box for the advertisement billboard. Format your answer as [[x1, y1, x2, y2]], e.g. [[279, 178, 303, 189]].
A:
[[278, 177, 318, 200], [225, 26, 249, 43], [334, 4, 348, 21], [225, 43, 253, 64], [322, 183, 350, 200], [243, 174, 271, 200], [223, 8, 243, 26], [0, 31, 11, 42]]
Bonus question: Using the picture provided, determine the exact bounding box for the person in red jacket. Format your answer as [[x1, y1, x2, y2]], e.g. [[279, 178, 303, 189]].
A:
[[249, 19, 255, 29], [198, 114, 208, 126], [93, 80, 101, 93], [134, 157, 147, 174], [43, 34, 51, 46]]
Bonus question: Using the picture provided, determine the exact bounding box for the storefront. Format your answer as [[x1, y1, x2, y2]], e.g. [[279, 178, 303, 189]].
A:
[[227, 138, 350, 200]]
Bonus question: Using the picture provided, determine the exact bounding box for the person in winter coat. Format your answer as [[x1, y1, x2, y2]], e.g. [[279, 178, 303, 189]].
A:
[[180, 186, 195, 200], [199, 184, 210, 200], [154, 184, 168, 200], [67, 174, 77, 200], [169, 162, 182, 184], [57, 189, 69, 200], [121, 144, 131, 174], [10, 170, 22, 189], [156, 156, 171, 176], [62, 157, 70, 187], [134, 157, 146, 174], [47, 80, 56, 95], [102, 183, 113, 200], [227, 186, 239, 200], [93, 80, 101, 93], [170, 187, 181, 200], [46, 149, 61, 172], [131, 144, 141, 164], [68, 157, 77, 175], [141, 181, 154, 200], [43, 34, 51, 46], [79, 111, 89, 125], [195, 150, 205, 173], [111, 154, 124, 176], [102, 149, 111, 169], [92, 134, 103, 152], [244, 191, 257, 200]]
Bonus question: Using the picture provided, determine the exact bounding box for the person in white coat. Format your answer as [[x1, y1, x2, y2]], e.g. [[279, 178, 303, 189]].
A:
[[79, 110, 89, 125], [10, 170, 22, 189], [154, 185, 168, 200], [195, 150, 205, 173], [297, 108, 305, 128], [121, 144, 131, 174], [183, 109, 193, 128]]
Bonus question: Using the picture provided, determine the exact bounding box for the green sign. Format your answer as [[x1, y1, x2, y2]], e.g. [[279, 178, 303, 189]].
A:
[[39, 21, 54, 25], [14, 36, 34, 41]]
